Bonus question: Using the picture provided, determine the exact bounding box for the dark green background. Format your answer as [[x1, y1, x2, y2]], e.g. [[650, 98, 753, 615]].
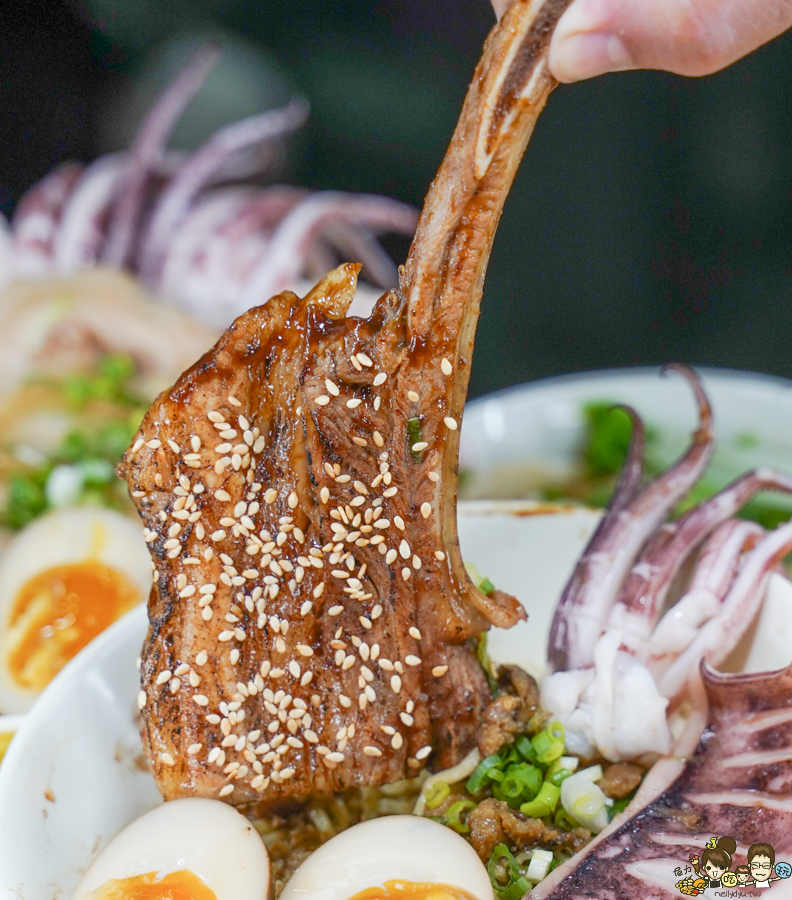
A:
[[3, 0, 791, 398]]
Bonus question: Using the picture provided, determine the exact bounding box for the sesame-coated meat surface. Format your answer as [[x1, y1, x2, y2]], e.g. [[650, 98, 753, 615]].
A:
[[119, 0, 573, 808]]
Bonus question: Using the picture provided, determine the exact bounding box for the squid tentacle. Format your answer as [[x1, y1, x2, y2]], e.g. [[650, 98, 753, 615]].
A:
[[641, 519, 764, 677], [548, 365, 714, 672], [608, 468, 792, 649], [102, 46, 219, 268], [655, 519, 792, 700], [138, 98, 310, 286]]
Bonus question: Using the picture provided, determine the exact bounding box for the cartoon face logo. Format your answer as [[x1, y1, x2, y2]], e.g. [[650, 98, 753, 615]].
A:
[[676, 837, 791, 895], [748, 843, 776, 885]]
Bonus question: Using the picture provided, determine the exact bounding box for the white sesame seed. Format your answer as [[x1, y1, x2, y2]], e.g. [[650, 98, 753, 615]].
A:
[[264, 488, 278, 504], [328, 605, 344, 617], [363, 745, 382, 757], [326, 751, 345, 763], [412, 556, 422, 570], [193, 694, 209, 706], [325, 379, 340, 396], [288, 491, 298, 509], [296, 644, 314, 657], [219, 631, 235, 642], [346, 398, 362, 409], [156, 670, 172, 686], [390, 675, 402, 694], [161, 752, 175, 766], [443, 416, 458, 431], [441, 357, 453, 375], [407, 391, 420, 402], [411, 441, 428, 452], [383, 487, 398, 498], [195, 650, 208, 666], [434, 550, 447, 561], [315, 395, 330, 406], [420, 502, 432, 518], [208, 411, 224, 423], [428, 471, 440, 483], [416, 745, 432, 760], [409, 627, 421, 640], [137, 691, 146, 709], [132, 439, 144, 453], [187, 743, 202, 755], [228, 395, 241, 407], [146, 439, 162, 450], [373, 372, 387, 386], [399, 540, 411, 559], [218, 784, 234, 797], [402, 567, 411, 581], [385, 549, 397, 565], [406, 655, 421, 666]]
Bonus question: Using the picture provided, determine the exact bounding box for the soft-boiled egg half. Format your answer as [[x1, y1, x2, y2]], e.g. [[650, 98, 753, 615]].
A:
[[70, 798, 270, 900], [280, 816, 493, 900], [0, 506, 151, 712]]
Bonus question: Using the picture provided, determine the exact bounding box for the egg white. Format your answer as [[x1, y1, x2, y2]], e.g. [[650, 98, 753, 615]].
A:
[[0, 506, 152, 712], [280, 815, 494, 900], [70, 798, 270, 900]]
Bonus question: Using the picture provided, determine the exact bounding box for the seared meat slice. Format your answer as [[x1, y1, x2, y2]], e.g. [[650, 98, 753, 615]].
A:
[[120, 0, 572, 807]]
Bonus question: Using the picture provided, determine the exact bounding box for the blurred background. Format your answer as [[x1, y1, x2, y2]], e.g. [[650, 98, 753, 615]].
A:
[[2, 0, 792, 399]]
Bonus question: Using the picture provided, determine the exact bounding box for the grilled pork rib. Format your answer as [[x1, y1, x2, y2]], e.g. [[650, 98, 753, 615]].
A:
[[121, 0, 573, 806]]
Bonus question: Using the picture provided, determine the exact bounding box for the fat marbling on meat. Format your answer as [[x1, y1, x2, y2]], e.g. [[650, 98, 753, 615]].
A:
[[120, 0, 574, 807]]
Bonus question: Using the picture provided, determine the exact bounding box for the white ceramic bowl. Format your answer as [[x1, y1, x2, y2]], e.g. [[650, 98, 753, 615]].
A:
[[4, 367, 792, 898], [460, 366, 792, 501], [2, 500, 792, 899]]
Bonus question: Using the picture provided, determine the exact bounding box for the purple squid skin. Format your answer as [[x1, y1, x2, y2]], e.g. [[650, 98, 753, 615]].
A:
[[532, 662, 792, 899]]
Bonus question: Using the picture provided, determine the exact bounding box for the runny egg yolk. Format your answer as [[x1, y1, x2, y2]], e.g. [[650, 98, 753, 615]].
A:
[[7, 562, 140, 690], [82, 869, 217, 900], [349, 881, 478, 900]]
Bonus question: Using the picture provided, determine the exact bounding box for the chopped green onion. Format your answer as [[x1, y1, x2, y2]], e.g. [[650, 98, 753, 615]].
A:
[[519, 780, 560, 818], [515, 734, 537, 764], [609, 790, 636, 820], [407, 418, 423, 460], [548, 768, 572, 787], [531, 721, 565, 764], [475, 633, 498, 693], [498, 877, 532, 900], [488, 844, 531, 900], [526, 849, 554, 883], [446, 799, 476, 833], [479, 577, 495, 594], [466, 754, 504, 795], [560, 769, 609, 833], [424, 781, 450, 810], [494, 763, 543, 809], [548, 755, 579, 777], [554, 807, 578, 830]]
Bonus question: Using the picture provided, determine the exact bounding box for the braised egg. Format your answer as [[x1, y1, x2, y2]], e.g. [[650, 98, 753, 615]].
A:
[[0, 506, 151, 712], [280, 816, 493, 900], [70, 798, 270, 900]]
